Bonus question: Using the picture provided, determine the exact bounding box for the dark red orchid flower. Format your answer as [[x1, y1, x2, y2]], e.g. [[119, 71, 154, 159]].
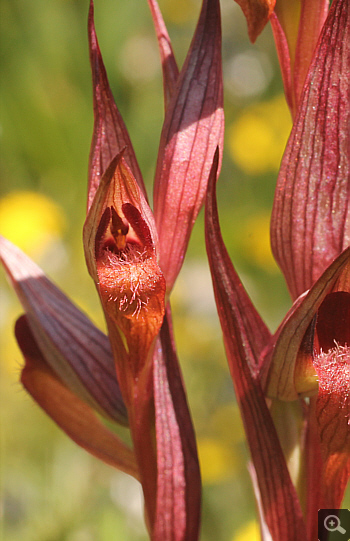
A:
[[0, 0, 223, 539]]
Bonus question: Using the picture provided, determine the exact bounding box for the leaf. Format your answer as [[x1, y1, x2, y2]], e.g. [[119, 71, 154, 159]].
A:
[[272, 0, 329, 116], [269, 12, 293, 112], [147, 0, 179, 109], [293, 0, 329, 112], [206, 151, 271, 369], [17, 315, 138, 478], [205, 151, 306, 541], [88, 0, 146, 210], [153, 306, 201, 541], [0, 235, 127, 426], [271, 0, 350, 300], [153, 0, 224, 292]]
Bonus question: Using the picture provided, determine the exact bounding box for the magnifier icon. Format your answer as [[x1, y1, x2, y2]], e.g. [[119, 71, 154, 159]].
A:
[[324, 515, 346, 534]]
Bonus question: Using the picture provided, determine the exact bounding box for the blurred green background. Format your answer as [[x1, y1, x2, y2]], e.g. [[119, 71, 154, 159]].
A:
[[1, 1, 341, 540]]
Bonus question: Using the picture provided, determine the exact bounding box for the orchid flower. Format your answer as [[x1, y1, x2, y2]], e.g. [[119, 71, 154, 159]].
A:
[[206, 0, 349, 539], [0, 0, 223, 538]]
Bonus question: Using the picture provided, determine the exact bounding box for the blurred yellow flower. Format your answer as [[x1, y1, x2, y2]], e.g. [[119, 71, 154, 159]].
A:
[[228, 94, 292, 175], [197, 437, 239, 484], [0, 190, 66, 257], [240, 212, 279, 272], [161, 0, 198, 24], [233, 520, 260, 541], [208, 402, 245, 444]]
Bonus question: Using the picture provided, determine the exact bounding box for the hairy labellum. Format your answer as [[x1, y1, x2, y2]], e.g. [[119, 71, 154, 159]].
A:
[[98, 243, 164, 321]]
